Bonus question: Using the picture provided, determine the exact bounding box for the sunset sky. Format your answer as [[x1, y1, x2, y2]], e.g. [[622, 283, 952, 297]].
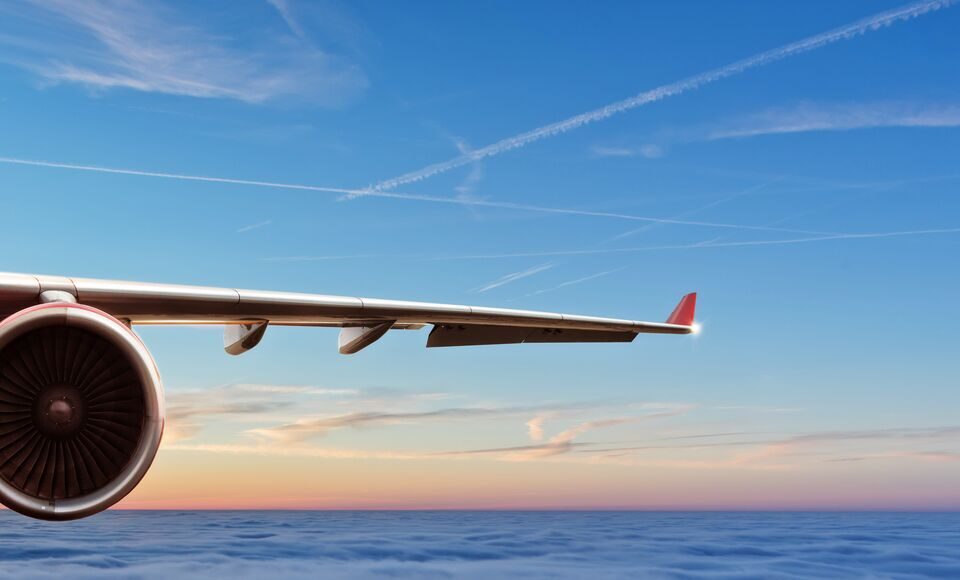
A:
[[0, 0, 958, 510]]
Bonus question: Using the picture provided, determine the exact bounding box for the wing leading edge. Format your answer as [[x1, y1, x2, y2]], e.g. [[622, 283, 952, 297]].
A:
[[0, 272, 697, 354]]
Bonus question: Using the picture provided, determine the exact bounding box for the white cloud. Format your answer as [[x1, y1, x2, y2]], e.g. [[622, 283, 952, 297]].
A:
[[591, 146, 636, 158], [709, 102, 960, 140], [591, 144, 663, 158], [452, 137, 485, 198], [445, 404, 698, 461], [266, 0, 307, 41], [526, 415, 548, 441], [162, 383, 429, 444], [249, 404, 570, 443], [236, 219, 273, 234], [0, 0, 366, 104], [234, 384, 360, 396]]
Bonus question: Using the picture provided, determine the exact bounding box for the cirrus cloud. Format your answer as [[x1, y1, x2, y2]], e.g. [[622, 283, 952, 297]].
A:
[[0, 0, 367, 104]]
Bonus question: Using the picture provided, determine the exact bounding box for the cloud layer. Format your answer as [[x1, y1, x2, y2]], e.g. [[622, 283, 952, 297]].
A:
[[2, 511, 959, 578]]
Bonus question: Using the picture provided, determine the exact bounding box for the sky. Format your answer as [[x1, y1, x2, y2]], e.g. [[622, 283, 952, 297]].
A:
[[0, 0, 958, 510]]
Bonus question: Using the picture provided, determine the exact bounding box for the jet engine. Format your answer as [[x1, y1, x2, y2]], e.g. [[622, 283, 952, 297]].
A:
[[0, 303, 164, 520]]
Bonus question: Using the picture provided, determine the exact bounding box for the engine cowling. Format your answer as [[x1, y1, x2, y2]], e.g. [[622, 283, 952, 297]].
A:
[[0, 303, 164, 520]]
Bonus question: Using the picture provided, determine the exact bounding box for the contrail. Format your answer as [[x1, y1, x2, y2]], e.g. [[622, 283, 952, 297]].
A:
[[372, 0, 956, 191], [236, 219, 272, 233], [259, 254, 395, 262], [608, 181, 776, 243], [260, 228, 960, 263], [428, 228, 960, 260], [373, 196, 833, 235], [472, 263, 554, 293], [526, 267, 626, 297], [0, 156, 359, 196], [0, 156, 829, 235]]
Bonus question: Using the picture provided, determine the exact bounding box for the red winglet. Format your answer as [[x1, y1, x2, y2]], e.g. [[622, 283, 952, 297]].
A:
[[666, 293, 697, 326]]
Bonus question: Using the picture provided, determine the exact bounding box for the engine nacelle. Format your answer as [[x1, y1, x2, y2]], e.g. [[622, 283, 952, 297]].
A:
[[0, 303, 164, 520]]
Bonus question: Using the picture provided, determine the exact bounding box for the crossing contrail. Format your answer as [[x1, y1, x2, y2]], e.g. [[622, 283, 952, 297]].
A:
[[472, 263, 554, 293], [526, 268, 626, 297], [260, 228, 960, 262], [426, 228, 960, 260], [371, 0, 956, 191], [0, 156, 359, 196], [0, 156, 830, 235]]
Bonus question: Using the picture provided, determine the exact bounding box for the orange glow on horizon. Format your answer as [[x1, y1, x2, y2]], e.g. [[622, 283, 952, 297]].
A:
[[112, 449, 960, 511]]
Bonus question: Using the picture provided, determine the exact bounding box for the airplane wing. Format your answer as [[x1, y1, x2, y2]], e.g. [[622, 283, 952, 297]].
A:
[[0, 272, 697, 355]]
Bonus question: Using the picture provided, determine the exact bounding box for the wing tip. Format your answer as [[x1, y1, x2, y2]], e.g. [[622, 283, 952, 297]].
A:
[[666, 292, 697, 327]]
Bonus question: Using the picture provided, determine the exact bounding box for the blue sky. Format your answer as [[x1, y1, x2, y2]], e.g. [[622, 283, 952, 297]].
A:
[[0, 0, 958, 508]]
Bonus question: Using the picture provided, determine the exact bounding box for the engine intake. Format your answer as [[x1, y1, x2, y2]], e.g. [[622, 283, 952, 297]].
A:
[[0, 303, 163, 520]]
